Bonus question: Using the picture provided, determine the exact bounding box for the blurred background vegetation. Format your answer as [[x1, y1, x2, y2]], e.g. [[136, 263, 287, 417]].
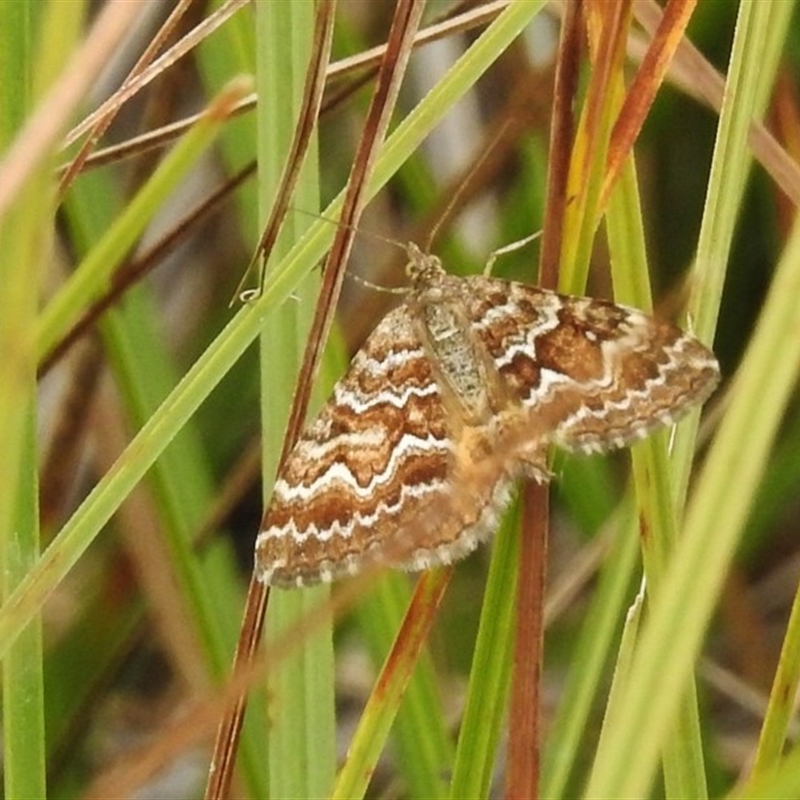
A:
[[1, 1, 800, 798]]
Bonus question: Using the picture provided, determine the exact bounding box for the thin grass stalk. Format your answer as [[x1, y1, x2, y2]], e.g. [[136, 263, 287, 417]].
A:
[[671, 0, 786, 509], [587, 192, 800, 800], [207, 580, 269, 800], [606, 158, 707, 797], [558, 2, 629, 295], [538, 0, 581, 288], [0, 2, 81, 796], [61, 134, 268, 799], [0, 0, 141, 220], [61, 0, 252, 151], [356, 573, 452, 800], [332, 568, 452, 800], [256, 4, 334, 799], [540, 503, 640, 798], [600, 0, 698, 205], [750, 577, 800, 778], [585, 4, 780, 794], [450, 504, 519, 798], [506, 485, 547, 797], [57, 0, 196, 196], [36, 78, 250, 363], [509, 6, 584, 794]]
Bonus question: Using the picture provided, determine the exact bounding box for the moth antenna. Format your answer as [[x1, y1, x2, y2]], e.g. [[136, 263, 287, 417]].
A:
[[290, 205, 412, 254], [347, 271, 409, 296], [233, 207, 411, 305], [426, 119, 513, 252]]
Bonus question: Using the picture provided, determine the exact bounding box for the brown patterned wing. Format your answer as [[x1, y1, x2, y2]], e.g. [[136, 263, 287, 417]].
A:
[[255, 306, 521, 588], [464, 276, 720, 454], [256, 264, 719, 588]]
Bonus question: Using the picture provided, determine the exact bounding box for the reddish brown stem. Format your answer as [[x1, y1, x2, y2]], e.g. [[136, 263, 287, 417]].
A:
[[204, 577, 268, 800], [506, 484, 548, 799]]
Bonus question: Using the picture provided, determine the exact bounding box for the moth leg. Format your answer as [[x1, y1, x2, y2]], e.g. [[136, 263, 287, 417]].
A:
[[483, 231, 542, 276]]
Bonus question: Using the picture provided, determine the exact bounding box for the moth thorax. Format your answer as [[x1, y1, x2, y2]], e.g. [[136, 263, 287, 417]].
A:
[[420, 301, 490, 421]]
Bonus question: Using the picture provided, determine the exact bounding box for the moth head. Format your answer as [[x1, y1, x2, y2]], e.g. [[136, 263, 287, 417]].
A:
[[405, 242, 445, 287]]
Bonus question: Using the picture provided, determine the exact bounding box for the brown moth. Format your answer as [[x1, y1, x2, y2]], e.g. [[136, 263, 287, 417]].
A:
[[256, 245, 719, 587]]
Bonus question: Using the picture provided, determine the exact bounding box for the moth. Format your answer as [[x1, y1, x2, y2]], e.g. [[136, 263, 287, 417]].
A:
[[256, 245, 719, 587]]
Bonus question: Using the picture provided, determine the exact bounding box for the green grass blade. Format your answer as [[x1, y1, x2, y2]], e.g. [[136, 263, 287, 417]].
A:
[[0, 2, 83, 797], [670, 0, 790, 508], [356, 574, 453, 799], [734, 738, 800, 799], [541, 503, 639, 799], [750, 570, 800, 776], [61, 150, 271, 796], [586, 3, 787, 794], [35, 77, 251, 364], [2, 409, 46, 800], [585, 182, 800, 800], [450, 503, 519, 799], [333, 569, 451, 800], [606, 157, 707, 798], [254, 3, 335, 798]]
